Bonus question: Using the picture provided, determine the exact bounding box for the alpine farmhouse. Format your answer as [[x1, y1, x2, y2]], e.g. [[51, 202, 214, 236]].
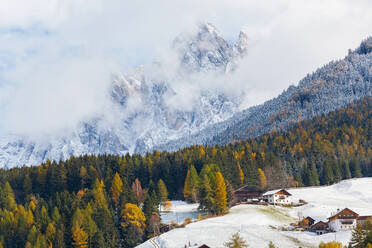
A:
[[262, 189, 292, 205]]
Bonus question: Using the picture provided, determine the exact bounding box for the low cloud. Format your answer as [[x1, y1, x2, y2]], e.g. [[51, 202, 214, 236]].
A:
[[0, 0, 372, 137]]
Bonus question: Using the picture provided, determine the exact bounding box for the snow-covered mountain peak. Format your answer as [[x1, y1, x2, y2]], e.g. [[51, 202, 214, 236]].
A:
[[172, 23, 248, 73], [0, 23, 247, 168], [200, 22, 222, 36], [235, 31, 248, 56]]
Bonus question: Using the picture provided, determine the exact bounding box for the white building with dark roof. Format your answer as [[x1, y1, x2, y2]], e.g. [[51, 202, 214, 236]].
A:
[[263, 189, 292, 205]]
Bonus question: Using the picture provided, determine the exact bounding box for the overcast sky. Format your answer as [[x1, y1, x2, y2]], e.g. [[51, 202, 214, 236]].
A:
[[1, 0, 372, 136]]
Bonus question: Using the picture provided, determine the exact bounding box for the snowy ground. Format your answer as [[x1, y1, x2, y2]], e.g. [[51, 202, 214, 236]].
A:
[[138, 178, 372, 248], [160, 201, 200, 224]]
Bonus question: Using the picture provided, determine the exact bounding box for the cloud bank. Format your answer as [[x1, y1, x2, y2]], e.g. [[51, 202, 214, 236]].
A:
[[0, 0, 372, 136]]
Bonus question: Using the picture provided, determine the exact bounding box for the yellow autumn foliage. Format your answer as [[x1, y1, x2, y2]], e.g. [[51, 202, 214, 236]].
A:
[[121, 203, 146, 229], [258, 168, 267, 190], [318, 241, 342, 248], [72, 224, 88, 248], [110, 173, 123, 207], [214, 171, 227, 215]]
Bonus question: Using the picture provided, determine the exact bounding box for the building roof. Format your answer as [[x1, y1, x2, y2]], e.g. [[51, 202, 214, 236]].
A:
[[263, 189, 292, 196], [328, 208, 359, 221], [198, 245, 210, 248], [234, 185, 262, 193], [311, 221, 328, 228], [305, 216, 315, 222]]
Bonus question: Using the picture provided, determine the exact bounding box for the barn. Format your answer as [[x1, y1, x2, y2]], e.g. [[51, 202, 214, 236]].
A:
[[233, 185, 263, 203]]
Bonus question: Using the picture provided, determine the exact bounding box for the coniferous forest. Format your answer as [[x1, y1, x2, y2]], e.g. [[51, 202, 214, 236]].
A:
[[0, 97, 371, 248]]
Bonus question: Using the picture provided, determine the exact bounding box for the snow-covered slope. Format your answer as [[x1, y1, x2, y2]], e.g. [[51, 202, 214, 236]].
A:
[[0, 23, 248, 168], [137, 178, 372, 248], [155, 37, 372, 151], [1, 28, 371, 169]]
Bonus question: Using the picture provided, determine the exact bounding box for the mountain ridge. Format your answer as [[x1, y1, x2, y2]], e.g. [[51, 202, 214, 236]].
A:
[[0, 23, 248, 168], [154, 37, 372, 151]]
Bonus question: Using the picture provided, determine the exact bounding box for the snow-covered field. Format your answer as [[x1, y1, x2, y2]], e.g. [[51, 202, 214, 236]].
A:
[[138, 177, 372, 248], [160, 201, 200, 224]]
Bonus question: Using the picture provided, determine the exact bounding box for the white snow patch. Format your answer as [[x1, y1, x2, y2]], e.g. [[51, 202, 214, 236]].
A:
[[137, 178, 372, 248], [160, 200, 200, 224]]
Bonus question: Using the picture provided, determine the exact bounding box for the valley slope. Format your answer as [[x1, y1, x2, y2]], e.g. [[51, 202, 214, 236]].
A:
[[137, 178, 372, 248], [156, 37, 372, 151], [1, 28, 371, 169]]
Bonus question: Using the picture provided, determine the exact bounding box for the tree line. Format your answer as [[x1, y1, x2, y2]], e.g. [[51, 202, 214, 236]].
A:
[[0, 97, 370, 247]]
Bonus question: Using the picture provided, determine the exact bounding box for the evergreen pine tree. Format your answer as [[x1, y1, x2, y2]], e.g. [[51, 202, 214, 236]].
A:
[[341, 160, 352, 179], [157, 179, 168, 203], [183, 165, 199, 202], [183, 169, 191, 200], [92, 231, 105, 248], [26, 225, 38, 245], [350, 224, 366, 248], [310, 162, 320, 186], [332, 160, 342, 183], [39, 206, 50, 233], [302, 164, 311, 186], [143, 191, 158, 231], [322, 159, 334, 185], [224, 232, 248, 248], [268, 241, 277, 248], [225, 180, 235, 207], [79, 166, 88, 188], [52, 207, 61, 224], [350, 158, 362, 178], [54, 228, 65, 248], [23, 174, 32, 196], [198, 175, 214, 212]]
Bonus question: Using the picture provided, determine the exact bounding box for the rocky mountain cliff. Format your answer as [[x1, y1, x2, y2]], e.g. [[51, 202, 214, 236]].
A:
[[1, 25, 371, 169], [0, 23, 248, 168]]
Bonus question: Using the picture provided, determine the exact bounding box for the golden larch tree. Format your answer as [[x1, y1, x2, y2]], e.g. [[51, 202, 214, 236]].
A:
[[258, 168, 267, 191], [46, 222, 56, 245], [237, 163, 244, 185], [318, 241, 342, 248], [214, 171, 227, 215], [72, 224, 88, 248], [121, 203, 146, 230], [110, 173, 123, 207]]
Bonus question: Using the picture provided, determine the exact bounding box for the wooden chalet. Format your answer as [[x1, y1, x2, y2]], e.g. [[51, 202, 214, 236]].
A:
[[299, 216, 315, 229], [233, 185, 263, 203], [328, 208, 359, 231], [305, 216, 315, 226], [310, 221, 329, 235], [307, 209, 372, 235]]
